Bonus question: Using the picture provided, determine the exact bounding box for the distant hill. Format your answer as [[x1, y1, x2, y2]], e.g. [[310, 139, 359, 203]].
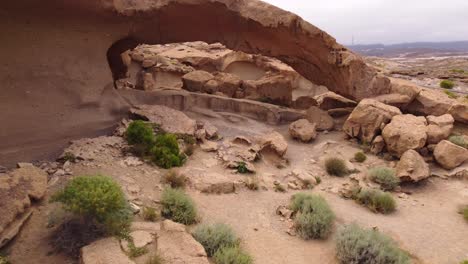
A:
[[348, 41, 468, 58]]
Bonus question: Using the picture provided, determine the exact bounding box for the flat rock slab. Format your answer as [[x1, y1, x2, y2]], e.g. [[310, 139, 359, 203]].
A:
[[130, 105, 196, 135], [81, 237, 135, 264]]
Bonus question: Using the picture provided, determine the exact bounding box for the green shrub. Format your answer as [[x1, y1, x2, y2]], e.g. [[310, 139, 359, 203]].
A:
[[368, 167, 399, 191], [461, 260, 468, 264], [213, 246, 253, 264], [356, 189, 396, 214], [440, 80, 455, 89], [451, 69, 465, 74], [315, 176, 322, 185], [289, 193, 335, 239], [51, 175, 131, 234], [325, 158, 348, 177], [146, 254, 165, 264], [126, 120, 155, 146], [161, 188, 197, 225], [460, 205, 468, 222], [150, 134, 183, 169], [127, 240, 148, 258], [449, 135, 467, 148], [237, 162, 249, 174], [354, 151, 367, 163], [162, 170, 187, 189], [336, 224, 410, 264], [0, 255, 10, 264], [444, 89, 458, 99], [193, 224, 239, 257], [142, 207, 159, 222]]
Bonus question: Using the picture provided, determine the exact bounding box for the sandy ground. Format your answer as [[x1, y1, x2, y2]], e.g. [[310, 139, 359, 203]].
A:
[[5, 113, 468, 264]]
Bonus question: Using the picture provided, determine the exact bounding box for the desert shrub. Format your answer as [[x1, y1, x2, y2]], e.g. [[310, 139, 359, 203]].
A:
[[127, 240, 149, 258], [461, 260, 468, 264], [161, 188, 197, 225], [0, 255, 10, 264], [354, 152, 367, 163], [440, 80, 455, 89], [126, 120, 155, 147], [315, 176, 322, 184], [451, 69, 465, 74], [62, 152, 76, 162], [51, 175, 131, 234], [368, 167, 399, 191], [356, 189, 396, 214], [147, 254, 165, 264], [142, 207, 159, 222], [459, 205, 468, 222], [237, 162, 249, 174], [289, 193, 335, 239], [449, 135, 467, 149], [162, 170, 187, 189], [213, 246, 253, 264], [444, 89, 458, 99], [193, 223, 239, 257], [325, 158, 348, 177], [336, 224, 410, 264], [150, 134, 183, 169]]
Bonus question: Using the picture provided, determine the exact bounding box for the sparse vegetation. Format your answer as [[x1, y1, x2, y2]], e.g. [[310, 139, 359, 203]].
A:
[[193, 223, 240, 257], [0, 255, 10, 264], [449, 135, 467, 149], [126, 120, 155, 155], [127, 240, 149, 258], [336, 224, 410, 264], [274, 183, 286, 192], [315, 176, 322, 185], [161, 188, 197, 225], [368, 167, 400, 191], [150, 133, 184, 169], [237, 162, 249, 174], [459, 205, 468, 222], [444, 89, 458, 99], [461, 260, 468, 264], [325, 157, 348, 177], [142, 207, 159, 222], [62, 152, 76, 162], [450, 69, 465, 74], [354, 151, 367, 163], [290, 193, 335, 239], [146, 254, 165, 264], [162, 170, 187, 189], [440, 80, 455, 89], [213, 246, 253, 264], [51, 175, 132, 235], [356, 188, 396, 214]]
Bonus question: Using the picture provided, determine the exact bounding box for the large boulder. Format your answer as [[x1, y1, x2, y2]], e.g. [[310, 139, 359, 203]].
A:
[[254, 74, 293, 106], [182, 70, 214, 92], [314, 91, 357, 110], [382, 114, 428, 157], [433, 140, 468, 169], [406, 88, 456, 116], [130, 105, 197, 135], [0, 165, 47, 248], [396, 150, 430, 182], [259, 131, 288, 157], [289, 119, 317, 142], [305, 106, 335, 131], [158, 220, 209, 264], [343, 99, 402, 143], [448, 103, 468, 124], [426, 114, 454, 144], [210, 72, 242, 97]]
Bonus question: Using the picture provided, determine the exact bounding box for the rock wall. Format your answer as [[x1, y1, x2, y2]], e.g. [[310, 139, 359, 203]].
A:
[[0, 0, 389, 167]]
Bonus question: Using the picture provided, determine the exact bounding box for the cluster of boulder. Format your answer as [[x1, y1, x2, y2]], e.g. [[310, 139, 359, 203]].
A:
[[343, 98, 467, 182]]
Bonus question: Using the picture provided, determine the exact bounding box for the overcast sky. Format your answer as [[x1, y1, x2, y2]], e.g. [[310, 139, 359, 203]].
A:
[[263, 0, 468, 45]]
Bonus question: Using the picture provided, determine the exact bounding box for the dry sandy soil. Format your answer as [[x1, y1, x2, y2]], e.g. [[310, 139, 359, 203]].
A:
[[4, 111, 468, 264]]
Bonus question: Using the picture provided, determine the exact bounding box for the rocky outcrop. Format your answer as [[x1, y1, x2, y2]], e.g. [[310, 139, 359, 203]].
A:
[[259, 131, 288, 157], [426, 114, 454, 144], [382, 114, 428, 157], [182, 70, 215, 93], [448, 103, 468, 124], [433, 140, 468, 170], [396, 150, 430, 182], [81, 237, 135, 264], [289, 119, 317, 142], [314, 91, 357, 110], [406, 89, 456, 117], [343, 99, 402, 143], [305, 106, 335, 131], [130, 105, 197, 135], [370, 136, 385, 155], [0, 165, 48, 248]]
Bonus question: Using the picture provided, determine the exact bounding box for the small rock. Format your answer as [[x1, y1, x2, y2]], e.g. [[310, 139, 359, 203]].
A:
[[17, 162, 34, 168], [129, 202, 140, 214]]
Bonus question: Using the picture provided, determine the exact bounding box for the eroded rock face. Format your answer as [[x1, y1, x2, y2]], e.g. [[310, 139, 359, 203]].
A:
[[382, 114, 428, 157], [182, 70, 214, 92], [130, 105, 197, 135], [434, 140, 468, 170], [305, 106, 335, 131], [426, 114, 454, 144], [289, 119, 317, 142], [343, 99, 402, 143], [314, 91, 357, 110], [396, 150, 430, 182], [406, 89, 456, 117], [259, 131, 288, 157], [0, 165, 47, 248]]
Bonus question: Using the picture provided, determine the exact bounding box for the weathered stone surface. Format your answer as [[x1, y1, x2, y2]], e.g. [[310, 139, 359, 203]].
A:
[[182, 70, 214, 92], [343, 99, 402, 143], [305, 106, 335, 131], [210, 72, 242, 97], [382, 114, 428, 157], [158, 220, 209, 264], [314, 91, 357, 110], [289, 119, 317, 142], [406, 88, 456, 117], [203, 122, 218, 139], [121, 230, 154, 253], [372, 93, 412, 108], [448, 103, 468, 124], [396, 150, 430, 182], [254, 74, 293, 106], [292, 96, 317, 110], [426, 114, 454, 144], [259, 131, 288, 157], [434, 140, 468, 170], [81, 237, 135, 264], [389, 77, 422, 102], [130, 105, 197, 135], [370, 136, 385, 154]]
